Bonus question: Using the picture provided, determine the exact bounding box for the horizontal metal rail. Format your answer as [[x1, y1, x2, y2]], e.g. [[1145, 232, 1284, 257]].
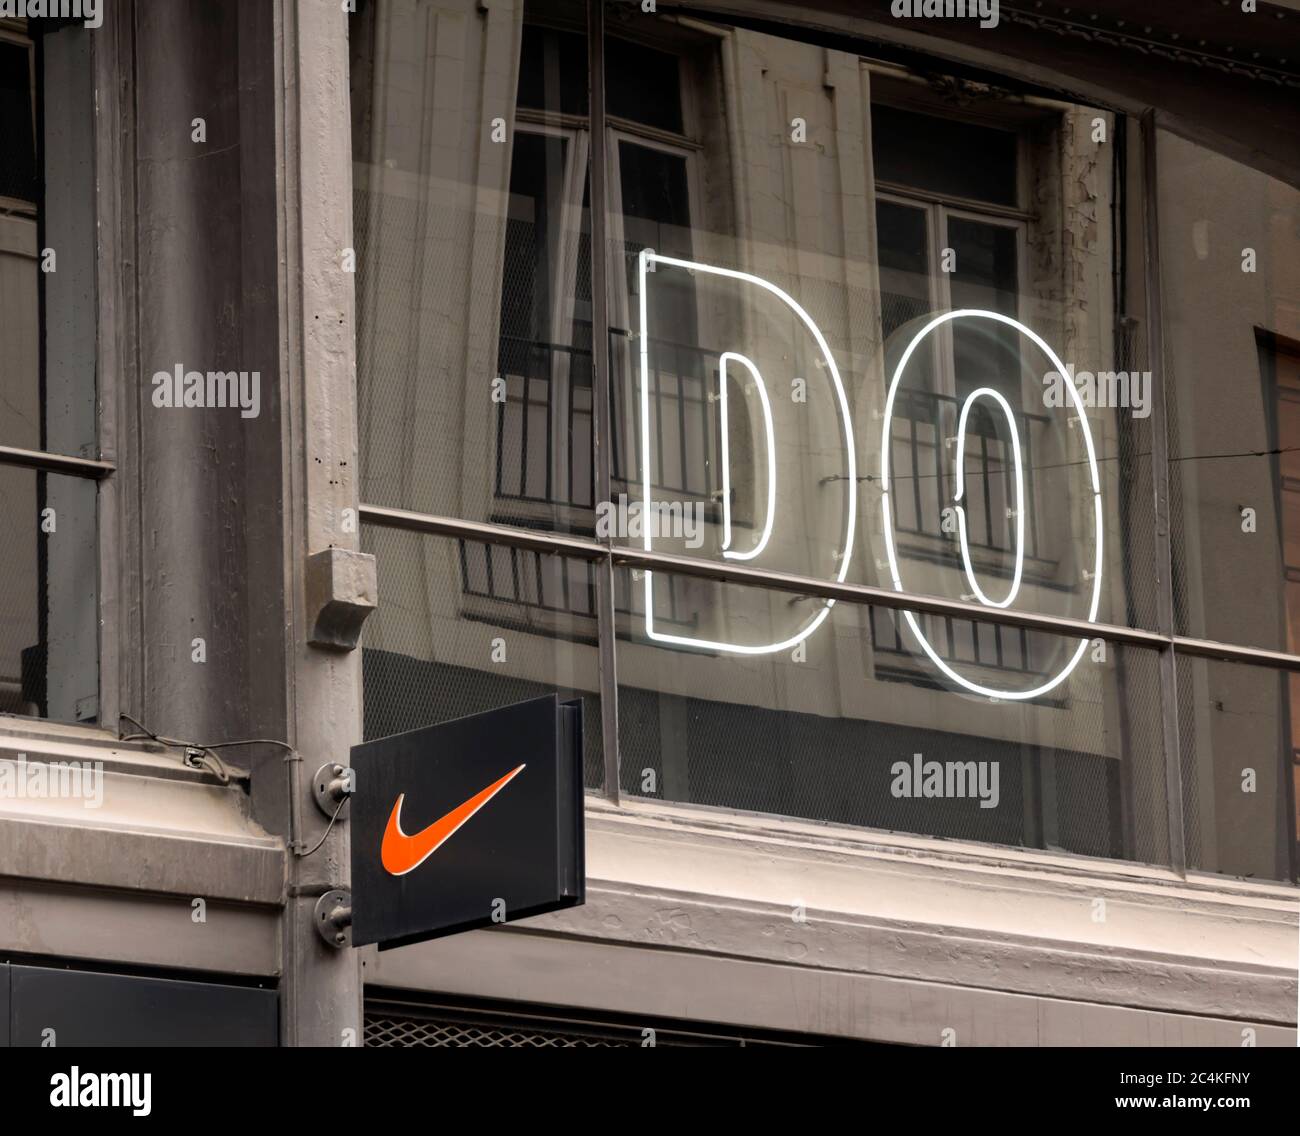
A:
[[362, 504, 611, 560], [0, 445, 115, 479], [359, 503, 1300, 672]]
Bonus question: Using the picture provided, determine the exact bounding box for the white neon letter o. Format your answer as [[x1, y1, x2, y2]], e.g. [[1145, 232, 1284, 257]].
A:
[[879, 310, 1103, 701]]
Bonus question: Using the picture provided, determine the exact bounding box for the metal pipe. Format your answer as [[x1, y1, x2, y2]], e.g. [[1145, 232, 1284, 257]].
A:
[[357, 511, 1300, 674], [588, 0, 621, 805], [0, 445, 114, 478]]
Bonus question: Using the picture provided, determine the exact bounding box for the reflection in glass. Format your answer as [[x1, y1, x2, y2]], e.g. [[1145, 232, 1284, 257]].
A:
[[1179, 656, 1296, 882], [616, 572, 1168, 866], [1160, 129, 1300, 652], [361, 526, 604, 787], [351, 0, 592, 529], [0, 24, 97, 458], [349, 5, 1300, 882], [0, 468, 97, 724], [948, 217, 1022, 401]]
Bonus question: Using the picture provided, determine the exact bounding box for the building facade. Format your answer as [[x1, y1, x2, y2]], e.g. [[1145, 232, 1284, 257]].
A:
[[0, 0, 1297, 1046]]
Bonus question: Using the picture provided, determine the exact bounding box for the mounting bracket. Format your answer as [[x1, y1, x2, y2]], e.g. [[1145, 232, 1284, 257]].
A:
[[314, 889, 353, 949], [313, 763, 354, 818]]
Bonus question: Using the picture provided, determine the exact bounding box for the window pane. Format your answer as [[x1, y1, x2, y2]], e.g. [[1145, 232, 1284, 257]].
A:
[[607, 36, 683, 133], [1159, 128, 1300, 652], [0, 24, 97, 458], [876, 199, 930, 341], [616, 571, 1169, 865], [1178, 655, 1297, 882], [0, 40, 37, 201], [618, 141, 692, 235], [516, 22, 588, 118], [351, 0, 592, 529], [948, 217, 1021, 401], [0, 466, 98, 725], [615, 139, 697, 381], [501, 132, 570, 344], [872, 104, 1017, 206], [361, 526, 603, 788]]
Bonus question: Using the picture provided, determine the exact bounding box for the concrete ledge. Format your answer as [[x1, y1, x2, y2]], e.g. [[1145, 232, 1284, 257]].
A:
[[0, 762, 284, 904], [366, 796, 1298, 1038], [366, 931, 1295, 1046], [0, 880, 279, 977], [0, 726, 247, 784]]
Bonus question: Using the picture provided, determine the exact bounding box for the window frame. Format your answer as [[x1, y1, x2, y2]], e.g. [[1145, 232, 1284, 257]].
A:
[[875, 172, 1033, 406], [607, 128, 718, 508], [496, 116, 592, 520], [0, 16, 119, 738]]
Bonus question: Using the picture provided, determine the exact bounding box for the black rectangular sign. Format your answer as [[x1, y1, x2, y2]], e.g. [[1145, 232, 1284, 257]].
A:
[[350, 695, 584, 950]]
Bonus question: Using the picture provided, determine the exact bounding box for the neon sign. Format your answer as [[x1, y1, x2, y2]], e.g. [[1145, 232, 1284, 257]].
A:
[[637, 250, 856, 656], [717, 351, 776, 562], [639, 260, 1102, 698], [954, 387, 1025, 610], [879, 310, 1102, 700]]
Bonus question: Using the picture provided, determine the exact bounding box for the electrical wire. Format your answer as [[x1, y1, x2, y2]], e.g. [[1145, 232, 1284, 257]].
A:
[[298, 797, 347, 858], [119, 714, 344, 858], [861, 443, 1300, 487], [118, 713, 296, 786]]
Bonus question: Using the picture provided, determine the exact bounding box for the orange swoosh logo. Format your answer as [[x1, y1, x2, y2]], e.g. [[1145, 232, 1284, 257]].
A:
[[381, 764, 526, 876]]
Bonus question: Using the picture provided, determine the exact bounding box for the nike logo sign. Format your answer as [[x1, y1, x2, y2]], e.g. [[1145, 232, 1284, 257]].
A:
[[381, 764, 526, 876]]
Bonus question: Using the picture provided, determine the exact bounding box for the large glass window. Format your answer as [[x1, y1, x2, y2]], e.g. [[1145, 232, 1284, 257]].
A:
[[351, 0, 603, 778], [1156, 129, 1300, 877], [360, 526, 603, 786], [616, 572, 1169, 864], [1160, 129, 1300, 657], [352, 0, 593, 532], [350, 1, 1300, 881], [0, 18, 102, 725]]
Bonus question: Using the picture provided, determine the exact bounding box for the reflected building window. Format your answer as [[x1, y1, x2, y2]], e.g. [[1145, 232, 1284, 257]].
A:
[[349, 1, 1300, 881], [0, 20, 99, 725]]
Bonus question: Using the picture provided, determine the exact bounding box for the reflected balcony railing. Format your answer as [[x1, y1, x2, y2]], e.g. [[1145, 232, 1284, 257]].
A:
[[488, 335, 1062, 677], [887, 388, 1050, 558]]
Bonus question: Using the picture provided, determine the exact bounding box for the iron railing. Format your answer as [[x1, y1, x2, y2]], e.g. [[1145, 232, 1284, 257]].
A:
[[495, 326, 721, 510], [887, 388, 1049, 557]]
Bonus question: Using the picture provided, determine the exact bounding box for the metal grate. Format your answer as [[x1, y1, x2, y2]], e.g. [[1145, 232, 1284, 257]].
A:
[[363, 997, 843, 1047], [366, 1014, 631, 1047], [887, 388, 1049, 558], [360, 524, 605, 789], [615, 592, 1166, 862]]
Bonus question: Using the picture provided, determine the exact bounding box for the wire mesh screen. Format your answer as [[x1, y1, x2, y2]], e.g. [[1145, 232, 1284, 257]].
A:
[[1177, 646, 1203, 870], [617, 588, 1169, 864], [360, 524, 604, 788], [1114, 316, 1160, 631], [353, 174, 595, 532], [366, 1012, 632, 1047], [363, 997, 851, 1047], [1176, 654, 1296, 883]]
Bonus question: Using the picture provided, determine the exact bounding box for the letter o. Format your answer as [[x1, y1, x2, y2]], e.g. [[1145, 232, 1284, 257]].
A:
[[879, 310, 1103, 700]]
